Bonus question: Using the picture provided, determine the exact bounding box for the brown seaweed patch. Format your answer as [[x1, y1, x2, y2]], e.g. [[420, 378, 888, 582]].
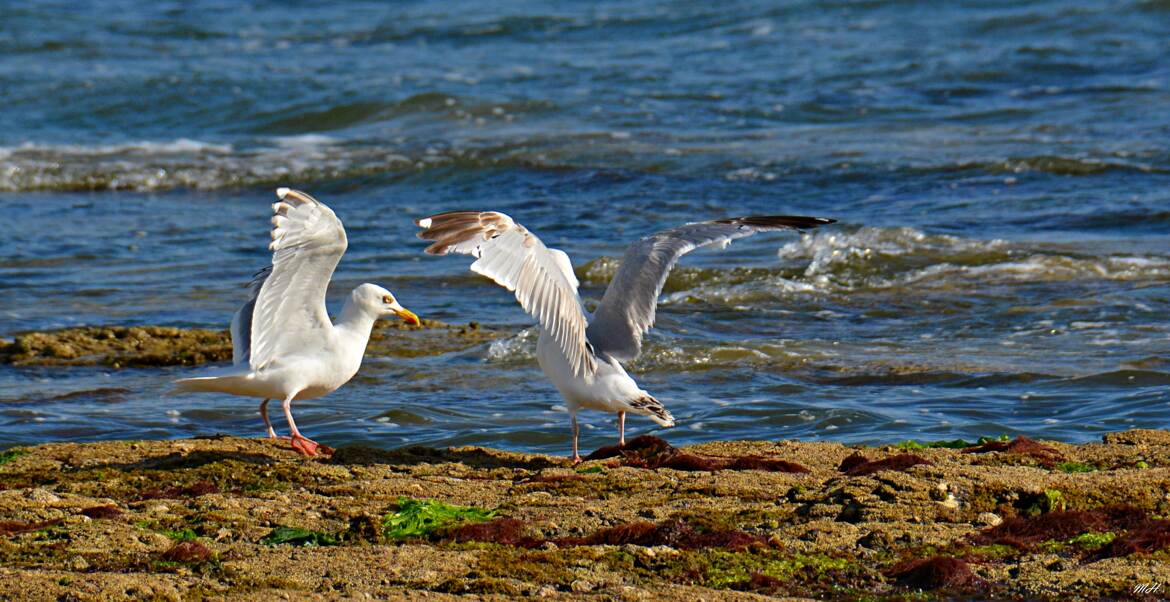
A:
[[841, 453, 931, 476], [973, 506, 1150, 550], [139, 480, 220, 500], [584, 435, 671, 461], [444, 518, 543, 548], [837, 452, 869, 473], [161, 541, 213, 563], [79, 505, 123, 519], [1098, 520, 1170, 559], [727, 571, 789, 596], [884, 556, 983, 589], [0, 518, 64, 537], [559, 519, 768, 550], [584, 435, 809, 473], [963, 436, 1063, 466]]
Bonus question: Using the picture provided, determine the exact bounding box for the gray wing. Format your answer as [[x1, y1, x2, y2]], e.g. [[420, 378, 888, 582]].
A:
[[416, 211, 595, 377], [228, 266, 271, 366], [586, 215, 835, 362]]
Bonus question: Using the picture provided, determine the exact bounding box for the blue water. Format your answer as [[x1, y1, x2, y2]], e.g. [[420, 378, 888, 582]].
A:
[[2, 1, 1169, 455]]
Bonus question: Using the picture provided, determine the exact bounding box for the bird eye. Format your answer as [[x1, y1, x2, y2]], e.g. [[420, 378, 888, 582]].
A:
[[382, 295, 393, 304]]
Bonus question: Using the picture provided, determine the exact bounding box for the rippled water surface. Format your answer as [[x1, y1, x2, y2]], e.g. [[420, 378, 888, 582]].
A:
[[2, 0, 1169, 454]]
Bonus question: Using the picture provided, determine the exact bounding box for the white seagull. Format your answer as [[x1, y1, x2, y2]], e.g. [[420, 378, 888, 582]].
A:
[[175, 188, 420, 456], [416, 211, 834, 462]]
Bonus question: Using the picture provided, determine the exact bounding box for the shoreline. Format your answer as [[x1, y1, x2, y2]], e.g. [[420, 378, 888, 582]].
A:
[[2, 431, 1168, 600]]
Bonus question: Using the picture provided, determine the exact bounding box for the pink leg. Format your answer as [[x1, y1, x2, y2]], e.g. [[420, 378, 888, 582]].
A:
[[259, 399, 279, 439], [571, 414, 582, 465], [618, 411, 626, 447], [282, 396, 332, 457]]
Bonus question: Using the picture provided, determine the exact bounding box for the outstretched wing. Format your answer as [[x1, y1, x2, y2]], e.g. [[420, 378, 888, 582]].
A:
[[248, 188, 348, 372], [586, 215, 835, 362], [416, 211, 595, 377], [228, 266, 270, 366]]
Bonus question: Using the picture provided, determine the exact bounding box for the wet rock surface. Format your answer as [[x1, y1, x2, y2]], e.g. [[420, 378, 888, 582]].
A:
[[0, 321, 501, 368], [0, 431, 1168, 600]]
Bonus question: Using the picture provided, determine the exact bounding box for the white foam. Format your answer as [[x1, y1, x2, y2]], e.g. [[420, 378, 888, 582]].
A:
[[486, 328, 537, 363], [725, 166, 777, 181]]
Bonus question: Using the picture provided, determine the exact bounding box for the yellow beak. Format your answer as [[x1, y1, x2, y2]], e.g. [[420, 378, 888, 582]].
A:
[[394, 307, 421, 326]]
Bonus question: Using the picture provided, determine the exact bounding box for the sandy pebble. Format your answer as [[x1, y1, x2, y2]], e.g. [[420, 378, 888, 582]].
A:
[[976, 512, 1003, 527]]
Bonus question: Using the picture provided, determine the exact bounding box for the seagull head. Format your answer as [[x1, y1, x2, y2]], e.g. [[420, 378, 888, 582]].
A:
[[353, 283, 420, 326]]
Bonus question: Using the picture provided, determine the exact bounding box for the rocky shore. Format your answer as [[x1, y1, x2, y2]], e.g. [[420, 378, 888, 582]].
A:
[[2, 430, 1169, 601], [0, 321, 500, 368]]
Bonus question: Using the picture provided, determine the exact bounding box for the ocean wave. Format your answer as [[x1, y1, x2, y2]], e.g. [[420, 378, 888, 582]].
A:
[[0, 135, 476, 192], [965, 155, 1164, 176], [5, 127, 1168, 192], [0, 126, 655, 192], [580, 226, 1170, 307], [478, 330, 1052, 382], [791, 227, 1170, 287]]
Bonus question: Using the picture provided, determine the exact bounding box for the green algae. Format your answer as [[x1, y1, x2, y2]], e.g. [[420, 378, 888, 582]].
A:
[[0, 449, 26, 466], [1068, 531, 1116, 550], [382, 497, 495, 540], [136, 521, 198, 542], [964, 543, 1020, 559], [895, 435, 1008, 450], [1021, 489, 1066, 516], [261, 526, 339, 547]]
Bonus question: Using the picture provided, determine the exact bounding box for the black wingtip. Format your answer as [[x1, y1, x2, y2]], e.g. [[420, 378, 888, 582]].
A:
[[715, 215, 836, 230]]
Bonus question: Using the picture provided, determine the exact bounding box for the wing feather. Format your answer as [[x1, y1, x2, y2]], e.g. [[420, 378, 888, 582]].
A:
[[248, 188, 348, 372], [416, 211, 594, 376], [586, 215, 834, 361], [228, 266, 271, 366]]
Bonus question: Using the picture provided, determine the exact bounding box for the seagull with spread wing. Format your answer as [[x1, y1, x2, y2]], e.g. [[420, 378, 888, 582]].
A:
[[416, 211, 834, 462], [175, 188, 420, 456]]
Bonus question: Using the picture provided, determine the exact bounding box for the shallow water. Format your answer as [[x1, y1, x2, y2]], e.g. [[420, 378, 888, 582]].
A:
[[1, 0, 1169, 454]]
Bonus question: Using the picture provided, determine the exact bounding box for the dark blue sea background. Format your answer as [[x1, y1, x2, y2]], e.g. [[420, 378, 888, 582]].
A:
[[2, 1, 1168, 455]]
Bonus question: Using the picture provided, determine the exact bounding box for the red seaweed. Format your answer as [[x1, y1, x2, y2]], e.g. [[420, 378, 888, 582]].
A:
[[585, 435, 809, 473], [1098, 520, 1170, 559], [837, 452, 870, 473], [139, 480, 220, 500], [444, 518, 543, 548], [558, 519, 767, 550], [962, 436, 1063, 466], [737, 572, 785, 594], [584, 435, 670, 461], [0, 518, 63, 537], [884, 557, 983, 589], [973, 506, 1155, 551], [161, 541, 213, 563], [79, 505, 123, 519], [842, 453, 931, 476], [973, 510, 1110, 549]]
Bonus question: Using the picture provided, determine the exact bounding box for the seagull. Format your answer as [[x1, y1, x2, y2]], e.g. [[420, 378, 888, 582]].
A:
[[174, 188, 420, 456], [415, 211, 834, 462]]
